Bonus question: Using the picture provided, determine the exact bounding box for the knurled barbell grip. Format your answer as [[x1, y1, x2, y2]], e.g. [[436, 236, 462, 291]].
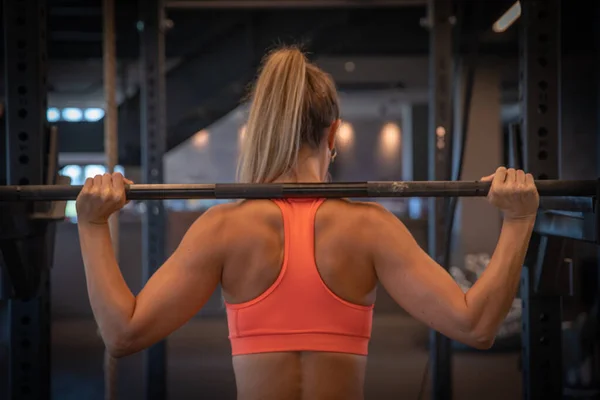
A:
[[214, 184, 284, 199], [367, 181, 492, 197]]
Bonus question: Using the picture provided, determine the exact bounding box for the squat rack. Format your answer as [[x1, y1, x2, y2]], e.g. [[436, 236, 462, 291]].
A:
[[1, 1, 52, 399], [518, 0, 564, 399], [427, 0, 571, 399]]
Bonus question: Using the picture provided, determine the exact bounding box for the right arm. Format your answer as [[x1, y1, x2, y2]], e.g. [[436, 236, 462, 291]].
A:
[[371, 167, 538, 349]]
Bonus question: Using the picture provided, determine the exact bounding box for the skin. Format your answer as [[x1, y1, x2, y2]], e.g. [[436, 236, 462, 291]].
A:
[[76, 120, 539, 400]]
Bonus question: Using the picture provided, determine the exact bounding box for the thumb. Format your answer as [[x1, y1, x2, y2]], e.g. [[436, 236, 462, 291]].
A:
[[123, 179, 134, 205], [480, 174, 495, 182]]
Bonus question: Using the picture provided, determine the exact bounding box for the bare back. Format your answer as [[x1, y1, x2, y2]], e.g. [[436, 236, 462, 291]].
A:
[[220, 199, 378, 400]]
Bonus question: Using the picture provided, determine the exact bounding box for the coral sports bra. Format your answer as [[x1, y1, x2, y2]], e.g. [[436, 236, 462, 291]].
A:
[[225, 198, 374, 356]]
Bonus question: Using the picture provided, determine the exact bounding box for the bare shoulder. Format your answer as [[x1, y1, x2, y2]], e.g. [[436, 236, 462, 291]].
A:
[[316, 199, 399, 248], [198, 199, 393, 234], [189, 201, 247, 228], [319, 199, 392, 224], [192, 200, 282, 240], [184, 203, 233, 240]]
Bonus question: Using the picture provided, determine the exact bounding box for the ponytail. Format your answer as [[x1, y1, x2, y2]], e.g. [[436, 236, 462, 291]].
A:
[[237, 48, 307, 183], [237, 46, 339, 183]]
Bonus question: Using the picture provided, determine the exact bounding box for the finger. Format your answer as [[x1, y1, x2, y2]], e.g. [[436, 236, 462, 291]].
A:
[[82, 177, 93, 192], [99, 174, 113, 202], [525, 173, 535, 186], [111, 172, 125, 200], [494, 167, 507, 185], [102, 173, 112, 192], [93, 174, 103, 190], [78, 178, 93, 201], [121, 177, 134, 205], [112, 172, 125, 192], [516, 169, 526, 185], [506, 168, 517, 184], [480, 174, 495, 182]]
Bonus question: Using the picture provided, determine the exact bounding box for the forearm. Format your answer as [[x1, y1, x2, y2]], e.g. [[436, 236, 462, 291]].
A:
[[464, 217, 535, 342], [78, 222, 135, 348]]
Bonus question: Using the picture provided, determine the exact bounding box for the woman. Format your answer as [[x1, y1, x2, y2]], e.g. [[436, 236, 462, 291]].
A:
[[76, 47, 539, 400]]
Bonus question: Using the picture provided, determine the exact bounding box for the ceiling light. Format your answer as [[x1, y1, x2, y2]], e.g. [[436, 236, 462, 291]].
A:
[[379, 122, 401, 160], [381, 123, 401, 149], [47, 108, 60, 122], [60, 165, 82, 182], [337, 122, 354, 149], [62, 108, 83, 122], [493, 1, 521, 33], [84, 164, 105, 179], [192, 130, 210, 148], [84, 108, 105, 122]]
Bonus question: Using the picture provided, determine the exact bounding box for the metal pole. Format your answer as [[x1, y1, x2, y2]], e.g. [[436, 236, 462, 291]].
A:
[[139, 0, 167, 398], [427, 0, 454, 398], [0, 180, 596, 201], [2, 0, 51, 398], [519, 0, 563, 399], [0, 180, 596, 202], [103, 0, 119, 398]]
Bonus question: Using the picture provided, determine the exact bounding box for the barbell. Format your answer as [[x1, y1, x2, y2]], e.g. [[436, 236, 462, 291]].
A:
[[0, 180, 596, 205]]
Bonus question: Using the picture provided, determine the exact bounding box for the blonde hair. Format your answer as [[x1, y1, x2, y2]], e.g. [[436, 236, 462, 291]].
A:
[[237, 46, 340, 183]]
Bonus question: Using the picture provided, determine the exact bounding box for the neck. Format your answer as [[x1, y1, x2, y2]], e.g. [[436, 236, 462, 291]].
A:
[[275, 147, 325, 183]]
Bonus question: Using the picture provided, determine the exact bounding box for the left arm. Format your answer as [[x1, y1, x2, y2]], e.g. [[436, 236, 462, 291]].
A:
[[77, 173, 225, 357]]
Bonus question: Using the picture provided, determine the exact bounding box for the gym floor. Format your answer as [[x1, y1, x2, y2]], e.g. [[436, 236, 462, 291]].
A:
[[52, 313, 521, 400]]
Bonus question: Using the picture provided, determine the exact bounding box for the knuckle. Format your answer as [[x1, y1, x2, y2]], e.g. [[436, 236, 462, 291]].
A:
[[100, 189, 111, 200]]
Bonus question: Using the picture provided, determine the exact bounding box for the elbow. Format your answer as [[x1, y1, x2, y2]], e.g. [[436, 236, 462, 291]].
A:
[[104, 330, 137, 359], [466, 322, 496, 350], [106, 342, 134, 359], [458, 313, 496, 350], [469, 334, 495, 350]]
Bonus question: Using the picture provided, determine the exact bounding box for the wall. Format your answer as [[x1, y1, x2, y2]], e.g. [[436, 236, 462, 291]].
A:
[[332, 118, 403, 182], [454, 61, 503, 262]]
